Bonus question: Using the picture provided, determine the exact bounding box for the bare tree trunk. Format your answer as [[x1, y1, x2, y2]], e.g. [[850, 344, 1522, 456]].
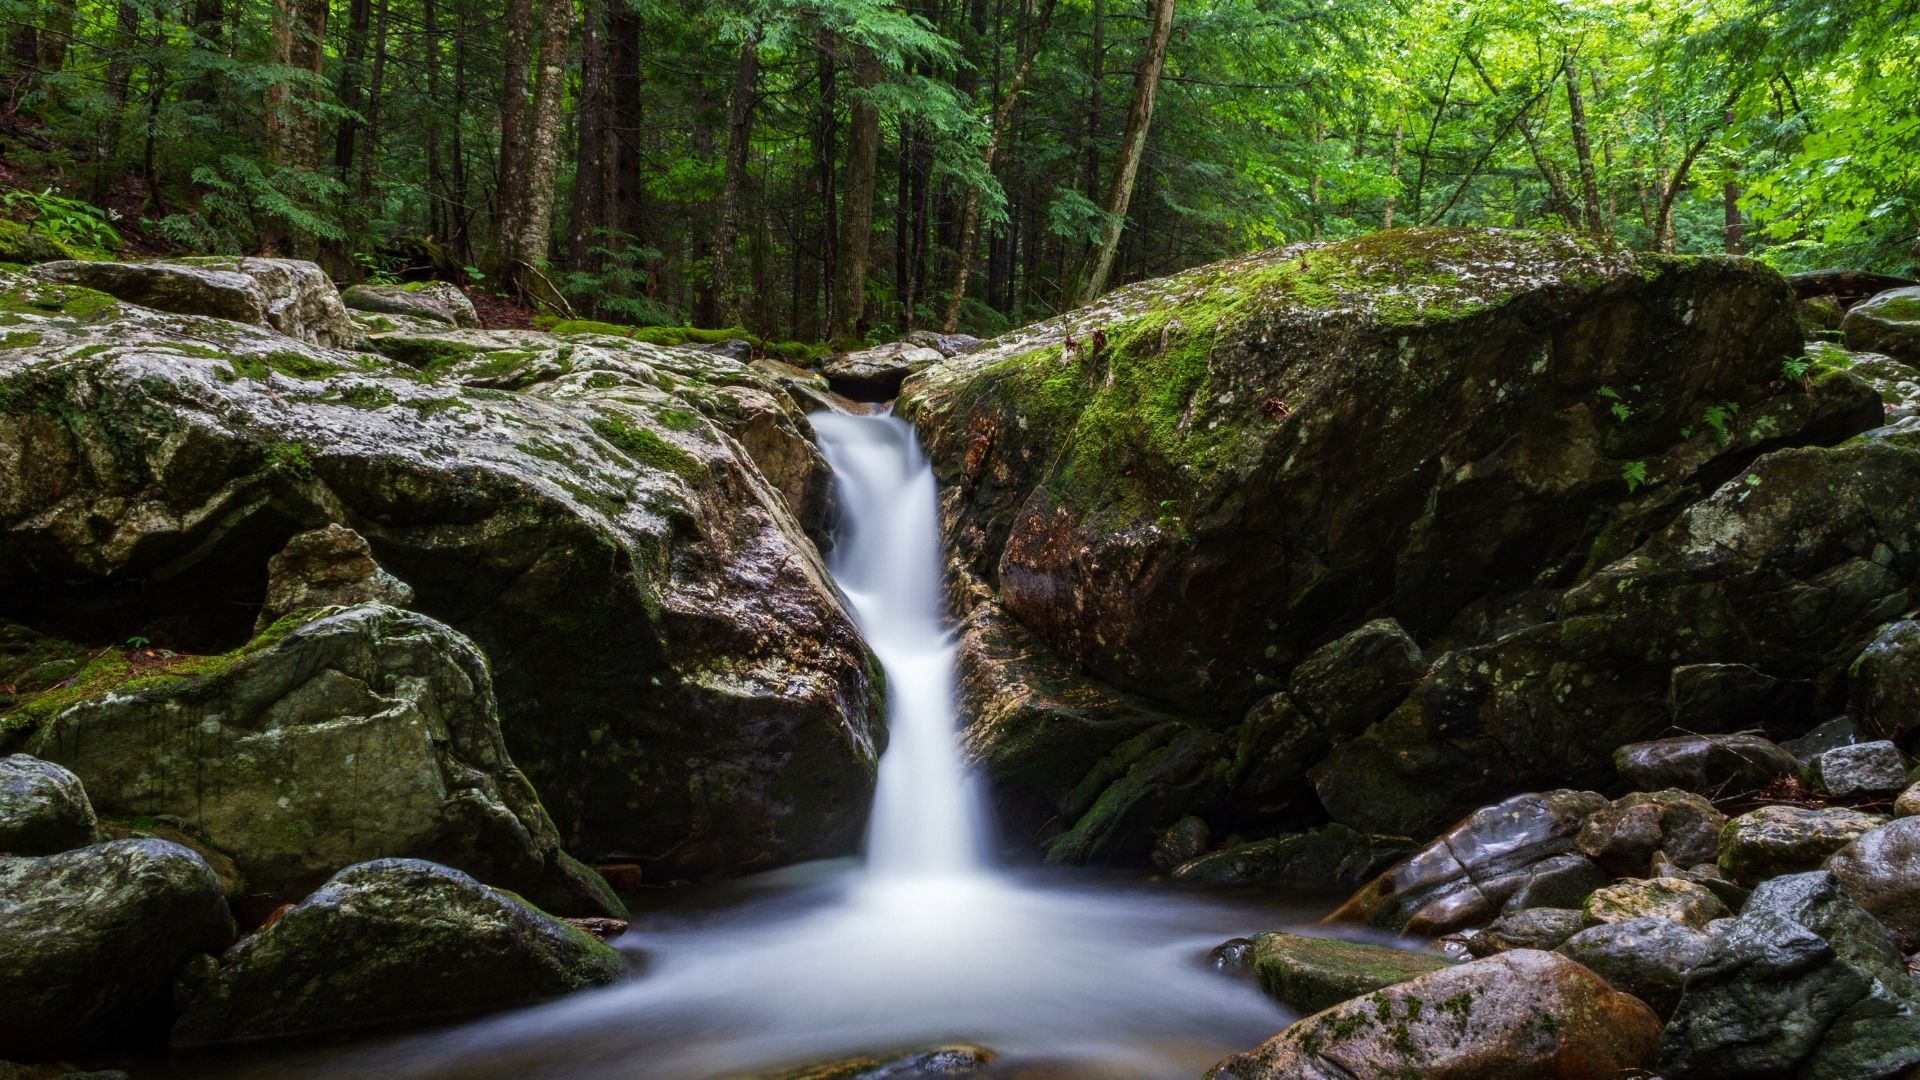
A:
[[91, 0, 139, 199], [35, 0, 75, 73], [830, 46, 882, 345], [1563, 51, 1605, 236], [509, 0, 575, 302], [334, 0, 372, 179], [183, 0, 223, 106], [714, 35, 759, 328], [1066, 0, 1175, 308], [1383, 120, 1403, 228], [494, 0, 535, 271], [943, 0, 1057, 332]]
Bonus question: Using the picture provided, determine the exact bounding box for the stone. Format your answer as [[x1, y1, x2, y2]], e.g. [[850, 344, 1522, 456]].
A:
[[1172, 825, 1414, 889], [253, 524, 413, 632], [1613, 734, 1802, 799], [1717, 804, 1884, 885], [822, 341, 943, 399], [171, 859, 623, 1046], [31, 257, 357, 347], [1558, 917, 1712, 1016], [1466, 908, 1585, 956], [1783, 716, 1864, 764], [747, 1044, 997, 1079], [23, 605, 621, 918], [1206, 950, 1661, 1080], [1576, 788, 1726, 876], [1812, 740, 1910, 798], [1827, 817, 1920, 948], [1896, 781, 1920, 817], [1241, 931, 1454, 1013], [341, 281, 480, 329], [1497, 853, 1611, 913], [1326, 790, 1608, 934], [903, 329, 984, 357], [1284, 618, 1425, 740], [1668, 662, 1817, 737], [1847, 619, 1920, 745], [0, 753, 95, 855], [1581, 877, 1730, 930], [1800, 294, 1845, 335], [1660, 871, 1920, 1079], [1842, 286, 1920, 364], [1150, 815, 1212, 870], [0, 839, 233, 1059]]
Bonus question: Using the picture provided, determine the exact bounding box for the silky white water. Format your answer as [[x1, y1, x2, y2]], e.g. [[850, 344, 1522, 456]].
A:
[[207, 408, 1309, 1080]]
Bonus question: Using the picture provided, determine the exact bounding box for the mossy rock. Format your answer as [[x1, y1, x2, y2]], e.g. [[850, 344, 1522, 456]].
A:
[[1244, 931, 1454, 1013]]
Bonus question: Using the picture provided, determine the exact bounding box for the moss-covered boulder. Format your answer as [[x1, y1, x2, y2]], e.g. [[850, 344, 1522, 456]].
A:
[[0, 753, 95, 855], [341, 281, 479, 329], [1241, 931, 1454, 1013], [1581, 877, 1729, 930], [0, 270, 882, 882], [15, 604, 619, 918], [0, 838, 233, 1060], [1718, 805, 1884, 885], [1842, 286, 1920, 364], [171, 858, 623, 1047], [1208, 949, 1661, 1080], [31, 257, 357, 348]]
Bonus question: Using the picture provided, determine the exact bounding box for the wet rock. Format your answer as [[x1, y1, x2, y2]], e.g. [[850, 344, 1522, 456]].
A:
[[0, 839, 233, 1059], [1613, 734, 1802, 799], [1718, 805, 1884, 885], [1210, 937, 1256, 973], [1465, 908, 1585, 956], [1660, 871, 1920, 1079], [1783, 716, 1864, 764], [1240, 931, 1453, 1013], [1847, 619, 1920, 745], [1576, 788, 1726, 877], [24, 605, 621, 917], [822, 341, 942, 399], [341, 281, 479, 329], [1812, 740, 1910, 798], [1896, 782, 1920, 817], [746, 1044, 996, 1079], [1558, 916, 1711, 1017], [1172, 825, 1413, 889], [1207, 949, 1661, 1080], [1581, 877, 1730, 930], [904, 330, 984, 358], [1150, 815, 1211, 870], [253, 524, 413, 632], [172, 859, 623, 1047], [97, 816, 246, 900], [1326, 790, 1608, 934], [0, 753, 95, 855], [1497, 852, 1611, 913], [1842, 286, 1920, 364], [1284, 618, 1424, 740], [32, 257, 356, 347], [1827, 817, 1920, 947], [692, 338, 754, 362]]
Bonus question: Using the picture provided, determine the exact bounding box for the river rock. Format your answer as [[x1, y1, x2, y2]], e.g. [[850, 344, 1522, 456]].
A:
[[1150, 815, 1212, 869], [1826, 817, 1920, 947], [1614, 734, 1803, 798], [1576, 788, 1725, 876], [253, 523, 413, 632], [1843, 286, 1920, 364], [904, 330, 984, 358], [1326, 789, 1607, 934], [1284, 618, 1424, 739], [1660, 871, 1920, 1079], [1558, 917, 1712, 1016], [0, 753, 95, 855], [31, 257, 357, 347], [1896, 782, 1920, 817], [1847, 619, 1920, 745], [1465, 908, 1585, 956], [1718, 805, 1884, 885], [0, 268, 883, 881], [1240, 931, 1453, 1012], [1783, 715, 1865, 763], [0, 838, 233, 1059], [341, 281, 480, 329], [822, 341, 942, 399], [1812, 740, 1910, 797], [172, 858, 623, 1046], [1581, 877, 1729, 930], [1497, 852, 1611, 913], [20, 604, 619, 917], [1207, 949, 1661, 1080], [1172, 825, 1413, 888]]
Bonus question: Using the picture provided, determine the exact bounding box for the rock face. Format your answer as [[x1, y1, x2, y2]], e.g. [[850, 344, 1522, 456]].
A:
[[20, 604, 618, 916], [254, 524, 414, 631], [1612, 734, 1802, 798], [1207, 950, 1661, 1080], [0, 752, 95, 854], [1171, 825, 1412, 888], [31, 257, 357, 347], [1842, 286, 1920, 364], [341, 281, 480, 329], [0, 838, 233, 1059], [1240, 931, 1453, 1013], [172, 859, 623, 1046], [0, 267, 882, 881]]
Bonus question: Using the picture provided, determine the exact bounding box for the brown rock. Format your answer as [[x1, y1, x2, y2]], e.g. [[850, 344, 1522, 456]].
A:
[[255, 524, 414, 632]]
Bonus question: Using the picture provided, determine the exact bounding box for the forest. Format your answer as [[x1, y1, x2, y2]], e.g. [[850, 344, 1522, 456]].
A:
[[0, 0, 1915, 346]]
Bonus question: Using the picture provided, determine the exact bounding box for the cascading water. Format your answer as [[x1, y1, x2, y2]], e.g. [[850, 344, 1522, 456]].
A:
[[220, 407, 1316, 1080]]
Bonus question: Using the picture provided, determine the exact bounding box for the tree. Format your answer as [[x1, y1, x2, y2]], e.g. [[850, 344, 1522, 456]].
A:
[[1067, 0, 1175, 307]]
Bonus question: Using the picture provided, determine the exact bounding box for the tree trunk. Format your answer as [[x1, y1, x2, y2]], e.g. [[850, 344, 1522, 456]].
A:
[[1721, 110, 1743, 254], [567, 0, 608, 275], [713, 35, 759, 328], [184, 0, 223, 106], [1066, 0, 1174, 308], [334, 0, 372, 179], [508, 0, 576, 303], [830, 46, 882, 346], [1383, 120, 1403, 228], [1563, 51, 1605, 236], [92, 0, 139, 198], [358, 0, 388, 201], [35, 0, 75, 73], [494, 0, 535, 271]]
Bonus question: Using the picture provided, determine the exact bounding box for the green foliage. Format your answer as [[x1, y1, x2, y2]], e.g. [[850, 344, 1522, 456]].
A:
[[0, 190, 121, 254], [1622, 459, 1649, 492]]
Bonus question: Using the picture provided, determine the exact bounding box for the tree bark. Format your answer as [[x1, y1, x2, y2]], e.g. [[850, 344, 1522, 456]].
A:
[[183, 0, 223, 106], [714, 35, 760, 328], [357, 0, 388, 200], [567, 0, 609, 275], [509, 0, 576, 302], [830, 46, 882, 345], [494, 0, 535, 271], [334, 0, 373, 179], [1383, 120, 1403, 228], [1563, 51, 1606, 236], [1066, 0, 1175, 308]]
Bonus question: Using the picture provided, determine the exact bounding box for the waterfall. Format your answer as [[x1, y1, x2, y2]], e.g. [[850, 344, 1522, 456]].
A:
[[810, 409, 987, 878]]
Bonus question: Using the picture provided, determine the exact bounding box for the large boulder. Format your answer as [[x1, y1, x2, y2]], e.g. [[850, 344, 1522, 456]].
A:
[[253, 523, 413, 631], [1826, 817, 1920, 947], [1842, 286, 1920, 364], [1660, 871, 1920, 1079], [1612, 734, 1802, 799], [1849, 618, 1920, 745], [0, 839, 233, 1059], [1718, 805, 1884, 885], [18, 604, 619, 917], [341, 281, 480, 329], [0, 752, 94, 854], [1171, 825, 1413, 888], [30, 257, 357, 347], [1558, 916, 1712, 1016], [1238, 931, 1454, 1013], [172, 859, 623, 1046], [1576, 788, 1725, 876], [0, 270, 882, 882], [1207, 950, 1661, 1080]]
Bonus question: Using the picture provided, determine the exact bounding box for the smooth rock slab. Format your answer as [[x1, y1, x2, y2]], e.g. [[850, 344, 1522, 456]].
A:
[[821, 342, 942, 399], [1842, 286, 1920, 364], [1207, 950, 1661, 1080], [341, 281, 479, 329], [0, 839, 233, 1059], [31, 257, 357, 347], [172, 858, 623, 1046], [1717, 804, 1884, 885], [0, 753, 95, 855], [1242, 931, 1453, 1013]]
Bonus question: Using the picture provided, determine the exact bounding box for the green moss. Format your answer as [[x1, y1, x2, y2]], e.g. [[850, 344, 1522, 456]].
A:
[[336, 383, 397, 409], [1870, 295, 1920, 321], [535, 317, 830, 365], [366, 333, 486, 372], [0, 330, 41, 349], [652, 406, 702, 432], [0, 278, 120, 320], [263, 440, 315, 478], [589, 414, 703, 481], [222, 348, 341, 382]]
